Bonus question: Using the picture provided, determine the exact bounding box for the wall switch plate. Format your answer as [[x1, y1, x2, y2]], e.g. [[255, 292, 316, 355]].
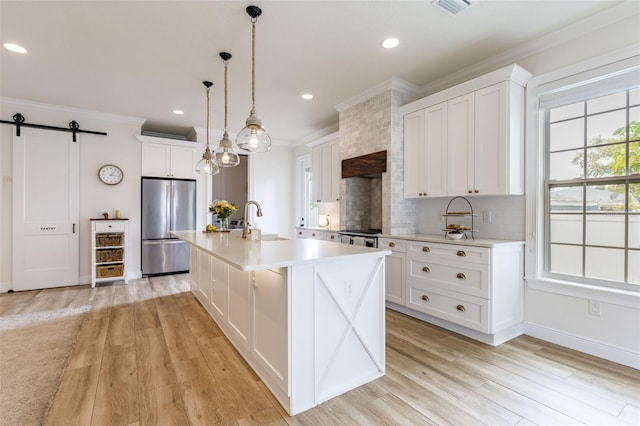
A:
[[345, 281, 353, 298], [589, 300, 601, 316]]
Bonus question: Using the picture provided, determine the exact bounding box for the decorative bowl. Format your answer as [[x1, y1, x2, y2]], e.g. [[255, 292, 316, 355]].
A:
[[446, 231, 464, 240]]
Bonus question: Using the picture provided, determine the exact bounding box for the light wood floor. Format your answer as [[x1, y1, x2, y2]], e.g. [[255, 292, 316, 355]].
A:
[[1, 274, 638, 425]]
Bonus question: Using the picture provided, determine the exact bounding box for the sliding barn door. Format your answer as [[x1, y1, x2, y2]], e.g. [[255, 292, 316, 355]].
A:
[[12, 128, 80, 291]]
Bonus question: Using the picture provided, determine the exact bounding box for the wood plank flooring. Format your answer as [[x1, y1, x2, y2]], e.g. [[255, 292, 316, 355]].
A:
[[1, 274, 638, 425]]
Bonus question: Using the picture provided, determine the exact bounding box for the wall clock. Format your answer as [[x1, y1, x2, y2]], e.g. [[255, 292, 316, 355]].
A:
[[98, 164, 124, 185]]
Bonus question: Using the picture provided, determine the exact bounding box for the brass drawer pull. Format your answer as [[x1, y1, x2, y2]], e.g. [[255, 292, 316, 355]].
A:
[[421, 295, 430, 302], [422, 266, 430, 273], [330, 235, 335, 239], [298, 231, 302, 235], [422, 246, 430, 253], [312, 233, 316, 237], [389, 242, 395, 248], [456, 304, 466, 312], [457, 250, 466, 257], [456, 273, 466, 279]]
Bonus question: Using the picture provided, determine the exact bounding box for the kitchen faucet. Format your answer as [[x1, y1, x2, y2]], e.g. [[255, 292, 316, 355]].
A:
[[242, 200, 263, 239]]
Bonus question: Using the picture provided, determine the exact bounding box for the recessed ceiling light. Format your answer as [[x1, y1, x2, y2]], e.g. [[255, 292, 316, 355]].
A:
[[301, 94, 314, 100], [172, 109, 184, 115], [3, 43, 27, 53], [381, 38, 399, 49]]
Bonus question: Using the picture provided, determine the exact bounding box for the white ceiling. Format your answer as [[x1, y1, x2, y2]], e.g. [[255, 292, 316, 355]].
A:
[[0, 1, 636, 144]]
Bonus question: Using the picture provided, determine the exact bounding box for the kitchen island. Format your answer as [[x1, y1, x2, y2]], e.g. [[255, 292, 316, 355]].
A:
[[173, 230, 391, 415]]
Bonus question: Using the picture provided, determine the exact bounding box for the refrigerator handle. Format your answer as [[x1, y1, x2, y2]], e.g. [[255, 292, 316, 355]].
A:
[[166, 182, 172, 234]]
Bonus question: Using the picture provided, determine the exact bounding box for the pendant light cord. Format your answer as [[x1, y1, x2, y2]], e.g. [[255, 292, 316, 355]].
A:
[[251, 19, 256, 108], [205, 85, 211, 147], [224, 60, 228, 131]]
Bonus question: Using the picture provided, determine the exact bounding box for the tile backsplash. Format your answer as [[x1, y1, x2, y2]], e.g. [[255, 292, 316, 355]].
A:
[[416, 195, 526, 241]]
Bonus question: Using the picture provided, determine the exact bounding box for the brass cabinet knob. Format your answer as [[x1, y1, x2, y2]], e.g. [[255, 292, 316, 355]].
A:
[[474, 189, 479, 193], [457, 250, 466, 257], [312, 233, 316, 237], [422, 246, 430, 253], [421, 295, 430, 302], [456, 304, 466, 312], [330, 235, 335, 239], [389, 242, 395, 248], [456, 273, 466, 279], [422, 266, 430, 273], [298, 231, 302, 235], [468, 190, 472, 194]]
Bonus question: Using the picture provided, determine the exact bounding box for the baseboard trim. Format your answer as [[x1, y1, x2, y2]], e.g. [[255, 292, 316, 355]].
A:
[[386, 302, 523, 346], [523, 322, 640, 369]]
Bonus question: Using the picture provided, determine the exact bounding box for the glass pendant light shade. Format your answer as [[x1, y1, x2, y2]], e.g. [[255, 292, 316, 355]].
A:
[[236, 5, 271, 153], [236, 107, 271, 153], [214, 52, 241, 167], [196, 80, 220, 176], [214, 131, 240, 166], [195, 145, 219, 175]]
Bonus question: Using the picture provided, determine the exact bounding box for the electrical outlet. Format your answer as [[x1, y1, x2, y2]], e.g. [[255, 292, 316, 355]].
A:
[[483, 211, 492, 223], [345, 281, 353, 298], [589, 300, 601, 316]]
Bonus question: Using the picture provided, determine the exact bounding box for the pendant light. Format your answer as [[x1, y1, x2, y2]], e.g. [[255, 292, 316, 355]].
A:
[[195, 81, 220, 175], [236, 5, 271, 153], [213, 52, 240, 167]]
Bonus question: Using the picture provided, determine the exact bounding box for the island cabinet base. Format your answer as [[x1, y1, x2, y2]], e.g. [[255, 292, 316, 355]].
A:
[[189, 245, 386, 415]]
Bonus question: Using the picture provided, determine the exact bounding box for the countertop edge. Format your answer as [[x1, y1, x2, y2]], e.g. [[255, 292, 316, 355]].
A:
[[379, 233, 524, 248]]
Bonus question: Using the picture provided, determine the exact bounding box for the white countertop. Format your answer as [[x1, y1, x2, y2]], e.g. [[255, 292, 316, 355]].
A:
[[173, 230, 391, 271], [379, 233, 524, 248]]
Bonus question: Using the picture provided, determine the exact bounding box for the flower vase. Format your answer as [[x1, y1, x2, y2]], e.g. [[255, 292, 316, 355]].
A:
[[220, 217, 229, 232]]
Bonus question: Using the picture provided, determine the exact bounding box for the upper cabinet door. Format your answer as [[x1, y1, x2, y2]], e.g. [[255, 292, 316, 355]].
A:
[[475, 82, 507, 195], [141, 143, 171, 177], [169, 145, 197, 179], [403, 109, 425, 198], [423, 102, 448, 198], [447, 93, 475, 196]]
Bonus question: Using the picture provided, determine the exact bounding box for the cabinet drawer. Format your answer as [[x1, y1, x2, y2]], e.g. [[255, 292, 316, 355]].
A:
[[407, 284, 488, 332], [407, 258, 488, 298], [325, 232, 340, 242], [407, 241, 488, 265], [379, 238, 407, 253], [95, 221, 126, 233]]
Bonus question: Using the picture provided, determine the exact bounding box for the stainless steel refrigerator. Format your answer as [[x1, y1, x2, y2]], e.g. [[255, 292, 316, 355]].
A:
[[141, 177, 196, 275]]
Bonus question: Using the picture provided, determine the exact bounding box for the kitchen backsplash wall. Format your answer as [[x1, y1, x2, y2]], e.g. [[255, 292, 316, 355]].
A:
[[343, 177, 382, 230], [416, 195, 526, 241]]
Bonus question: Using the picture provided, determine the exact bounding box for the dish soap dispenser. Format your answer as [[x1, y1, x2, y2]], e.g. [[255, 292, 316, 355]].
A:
[[252, 222, 261, 241]]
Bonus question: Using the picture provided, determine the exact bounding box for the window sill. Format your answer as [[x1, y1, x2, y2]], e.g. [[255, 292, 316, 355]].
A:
[[525, 276, 640, 309]]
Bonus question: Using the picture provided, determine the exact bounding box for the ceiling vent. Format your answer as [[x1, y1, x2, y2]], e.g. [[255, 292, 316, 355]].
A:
[[432, 0, 473, 16]]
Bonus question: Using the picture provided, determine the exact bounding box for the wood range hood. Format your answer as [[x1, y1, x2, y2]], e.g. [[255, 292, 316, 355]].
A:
[[341, 150, 387, 178]]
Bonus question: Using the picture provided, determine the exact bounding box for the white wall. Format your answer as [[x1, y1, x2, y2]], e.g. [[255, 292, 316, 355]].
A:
[[0, 99, 145, 291], [249, 144, 293, 239]]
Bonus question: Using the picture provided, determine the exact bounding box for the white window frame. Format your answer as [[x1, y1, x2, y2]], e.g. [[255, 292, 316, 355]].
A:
[[525, 46, 640, 306], [295, 154, 313, 228]]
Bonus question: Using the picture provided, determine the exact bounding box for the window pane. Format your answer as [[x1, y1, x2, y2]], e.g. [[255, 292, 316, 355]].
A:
[[585, 184, 625, 211], [630, 87, 640, 107], [550, 214, 583, 244], [631, 143, 640, 175], [550, 118, 584, 152], [587, 110, 626, 145], [549, 150, 584, 180], [629, 250, 640, 284], [585, 214, 625, 247], [585, 247, 625, 282], [629, 215, 640, 249], [549, 244, 582, 277], [550, 186, 584, 212], [551, 102, 584, 122], [585, 143, 628, 178], [587, 92, 626, 115], [631, 183, 640, 212], [630, 107, 639, 142]]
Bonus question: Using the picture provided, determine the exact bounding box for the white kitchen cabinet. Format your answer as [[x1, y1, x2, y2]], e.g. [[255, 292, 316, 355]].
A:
[[197, 249, 212, 305], [446, 93, 475, 196], [401, 65, 530, 198], [311, 138, 340, 203], [227, 265, 252, 352], [295, 227, 330, 240], [402, 239, 523, 344], [210, 255, 228, 325], [140, 141, 197, 179], [91, 219, 129, 288], [379, 237, 406, 304], [252, 268, 288, 395]]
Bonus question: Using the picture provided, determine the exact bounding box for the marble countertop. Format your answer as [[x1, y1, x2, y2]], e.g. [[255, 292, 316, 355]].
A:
[[379, 233, 524, 248], [173, 230, 391, 272]]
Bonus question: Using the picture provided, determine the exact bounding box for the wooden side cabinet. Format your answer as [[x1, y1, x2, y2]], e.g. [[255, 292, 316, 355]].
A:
[[91, 219, 129, 288]]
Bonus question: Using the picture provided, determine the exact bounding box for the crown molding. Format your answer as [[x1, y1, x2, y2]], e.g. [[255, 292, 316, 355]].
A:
[[0, 97, 146, 125], [334, 76, 420, 112], [417, 0, 640, 98], [293, 123, 340, 147]]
